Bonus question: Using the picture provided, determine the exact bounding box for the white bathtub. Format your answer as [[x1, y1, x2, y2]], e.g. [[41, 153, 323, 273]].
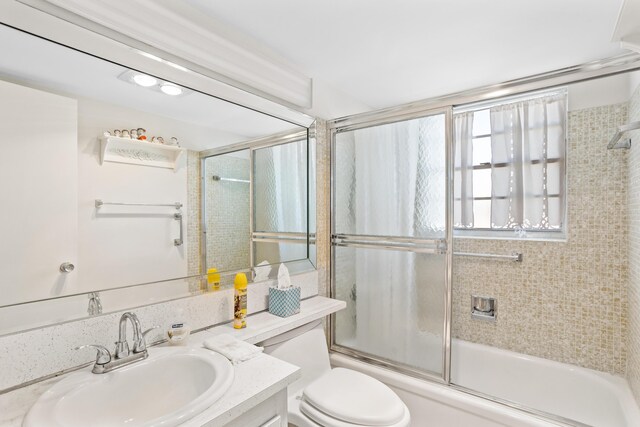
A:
[[330, 340, 640, 427]]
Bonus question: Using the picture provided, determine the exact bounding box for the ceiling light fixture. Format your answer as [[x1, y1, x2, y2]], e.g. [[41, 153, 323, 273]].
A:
[[118, 70, 190, 97], [132, 74, 158, 87], [160, 84, 183, 96]]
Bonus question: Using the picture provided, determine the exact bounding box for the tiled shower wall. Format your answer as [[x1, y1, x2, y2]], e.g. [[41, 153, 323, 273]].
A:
[[314, 119, 331, 297], [453, 103, 629, 375], [627, 82, 640, 403], [187, 150, 201, 276], [203, 155, 251, 272]]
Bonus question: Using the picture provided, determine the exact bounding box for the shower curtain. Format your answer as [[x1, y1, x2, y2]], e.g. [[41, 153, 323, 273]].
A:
[[254, 139, 308, 262], [338, 115, 446, 369]]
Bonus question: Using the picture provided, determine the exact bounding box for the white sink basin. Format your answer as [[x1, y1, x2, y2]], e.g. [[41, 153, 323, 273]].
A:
[[23, 347, 234, 427]]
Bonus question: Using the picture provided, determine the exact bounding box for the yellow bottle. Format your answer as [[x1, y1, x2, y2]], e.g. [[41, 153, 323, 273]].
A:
[[207, 268, 221, 291], [233, 273, 248, 329]]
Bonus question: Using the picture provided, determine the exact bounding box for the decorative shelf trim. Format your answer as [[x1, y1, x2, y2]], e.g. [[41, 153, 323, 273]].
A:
[[100, 136, 184, 170]]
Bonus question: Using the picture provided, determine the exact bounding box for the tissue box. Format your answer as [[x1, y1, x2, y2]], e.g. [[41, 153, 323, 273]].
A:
[[268, 286, 301, 317]]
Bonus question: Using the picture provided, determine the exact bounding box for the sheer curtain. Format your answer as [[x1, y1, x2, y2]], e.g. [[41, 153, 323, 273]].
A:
[[253, 139, 308, 262], [490, 93, 566, 229], [453, 92, 566, 232], [454, 112, 475, 228], [352, 122, 419, 361]]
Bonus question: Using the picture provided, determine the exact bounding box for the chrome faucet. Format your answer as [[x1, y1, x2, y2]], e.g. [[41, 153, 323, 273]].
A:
[[87, 292, 102, 316], [115, 312, 143, 358], [76, 312, 158, 374]]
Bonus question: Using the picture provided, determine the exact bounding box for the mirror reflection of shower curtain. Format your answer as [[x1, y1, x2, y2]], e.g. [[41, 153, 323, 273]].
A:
[[333, 112, 448, 378], [253, 139, 308, 264]]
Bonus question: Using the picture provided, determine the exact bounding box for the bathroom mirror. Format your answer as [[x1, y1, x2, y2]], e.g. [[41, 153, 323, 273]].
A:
[[202, 131, 314, 278], [0, 23, 315, 335]]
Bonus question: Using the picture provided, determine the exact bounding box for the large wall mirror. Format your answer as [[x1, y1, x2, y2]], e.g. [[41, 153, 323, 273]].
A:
[[0, 24, 316, 334], [202, 131, 315, 279]]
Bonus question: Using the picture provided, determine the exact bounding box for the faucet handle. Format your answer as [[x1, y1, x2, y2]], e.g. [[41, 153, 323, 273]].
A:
[[143, 326, 160, 339], [134, 326, 160, 353], [75, 344, 112, 365]]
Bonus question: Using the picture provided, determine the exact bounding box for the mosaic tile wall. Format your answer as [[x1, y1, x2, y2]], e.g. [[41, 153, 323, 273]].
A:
[[452, 103, 629, 375], [627, 83, 640, 403], [187, 150, 201, 277], [315, 119, 331, 297], [203, 155, 251, 273]]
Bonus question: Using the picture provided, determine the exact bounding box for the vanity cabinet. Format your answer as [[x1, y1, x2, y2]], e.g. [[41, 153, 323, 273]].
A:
[[221, 389, 288, 427]]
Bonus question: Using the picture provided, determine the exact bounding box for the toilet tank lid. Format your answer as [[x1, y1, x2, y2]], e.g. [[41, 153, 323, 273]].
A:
[[302, 367, 406, 426]]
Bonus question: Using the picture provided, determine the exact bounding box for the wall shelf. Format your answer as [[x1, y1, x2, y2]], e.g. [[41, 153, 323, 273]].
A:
[[100, 136, 184, 170]]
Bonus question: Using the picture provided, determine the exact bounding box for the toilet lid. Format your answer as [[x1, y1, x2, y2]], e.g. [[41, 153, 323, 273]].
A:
[[302, 368, 405, 426]]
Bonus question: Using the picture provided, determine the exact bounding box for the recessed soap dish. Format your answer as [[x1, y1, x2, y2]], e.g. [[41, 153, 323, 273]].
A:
[[471, 295, 497, 322]]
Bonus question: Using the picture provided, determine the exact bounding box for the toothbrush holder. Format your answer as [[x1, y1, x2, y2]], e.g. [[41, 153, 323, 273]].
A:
[[268, 286, 301, 317]]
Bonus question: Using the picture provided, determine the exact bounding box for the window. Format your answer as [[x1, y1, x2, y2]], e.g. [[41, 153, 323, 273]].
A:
[[453, 90, 567, 239]]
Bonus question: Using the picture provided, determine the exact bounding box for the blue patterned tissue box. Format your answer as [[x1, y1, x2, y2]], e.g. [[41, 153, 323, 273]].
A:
[[268, 286, 300, 317]]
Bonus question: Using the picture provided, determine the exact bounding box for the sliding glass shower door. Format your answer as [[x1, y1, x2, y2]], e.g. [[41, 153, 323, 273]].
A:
[[331, 109, 452, 381]]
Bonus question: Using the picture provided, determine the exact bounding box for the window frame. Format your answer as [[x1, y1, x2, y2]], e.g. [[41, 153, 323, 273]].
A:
[[453, 89, 568, 241]]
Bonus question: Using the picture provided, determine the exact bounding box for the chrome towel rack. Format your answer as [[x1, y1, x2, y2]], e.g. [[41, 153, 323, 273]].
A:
[[454, 251, 523, 262], [94, 199, 184, 246], [252, 231, 316, 245], [607, 121, 640, 149], [211, 175, 250, 184], [332, 234, 445, 255]]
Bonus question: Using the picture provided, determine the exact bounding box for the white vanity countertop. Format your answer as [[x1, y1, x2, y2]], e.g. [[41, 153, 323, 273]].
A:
[[204, 296, 346, 344], [0, 296, 346, 427]]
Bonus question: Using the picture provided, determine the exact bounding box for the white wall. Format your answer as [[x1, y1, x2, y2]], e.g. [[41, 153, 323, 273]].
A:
[[568, 71, 640, 111], [0, 80, 78, 305], [1, 82, 243, 307], [76, 98, 195, 292]]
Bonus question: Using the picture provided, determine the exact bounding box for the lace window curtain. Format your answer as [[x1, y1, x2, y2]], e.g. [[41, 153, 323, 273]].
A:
[[489, 93, 566, 230], [453, 112, 475, 228], [454, 91, 566, 232]]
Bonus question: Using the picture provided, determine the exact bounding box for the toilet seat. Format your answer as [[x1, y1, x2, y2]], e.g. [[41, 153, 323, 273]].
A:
[[299, 400, 411, 427], [294, 368, 410, 427]]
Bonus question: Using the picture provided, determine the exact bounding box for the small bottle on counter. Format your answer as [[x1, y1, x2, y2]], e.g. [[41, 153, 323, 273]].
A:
[[233, 273, 248, 329], [207, 268, 221, 291], [167, 322, 191, 345]]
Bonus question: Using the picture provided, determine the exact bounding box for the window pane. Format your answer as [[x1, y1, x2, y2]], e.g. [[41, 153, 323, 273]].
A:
[[547, 162, 560, 195], [548, 196, 562, 228], [473, 169, 492, 198], [547, 127, 563, 159], [473, 199, 491, 228], [454, 90, 566, 236], [472, 137, 492, 165], [473, 109, 491, 136]]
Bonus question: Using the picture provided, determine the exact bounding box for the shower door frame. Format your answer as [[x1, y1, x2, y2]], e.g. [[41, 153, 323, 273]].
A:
[[326, 53, 640, 426], [328, 106, 454, 384], [199, 128, 312, 276]]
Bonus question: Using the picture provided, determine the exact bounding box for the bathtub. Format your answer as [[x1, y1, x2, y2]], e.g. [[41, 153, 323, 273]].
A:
[[330, 339, 640, 427]]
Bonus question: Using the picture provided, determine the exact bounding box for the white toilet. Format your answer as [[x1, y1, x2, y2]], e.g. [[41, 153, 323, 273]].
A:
[[260, 320, 411, 427]]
